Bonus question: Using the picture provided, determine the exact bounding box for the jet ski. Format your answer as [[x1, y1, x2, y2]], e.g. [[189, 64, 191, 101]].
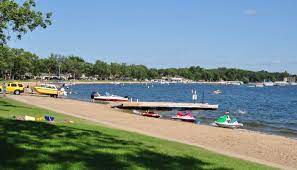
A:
[[141, 111, 161, 118], [214, 115, 243, 128], [171, 111, 196, 122]]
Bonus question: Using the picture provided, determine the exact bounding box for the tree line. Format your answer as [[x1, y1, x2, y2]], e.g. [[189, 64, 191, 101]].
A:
[[0, 46, 292, 83], [0, 1, 293, 83]]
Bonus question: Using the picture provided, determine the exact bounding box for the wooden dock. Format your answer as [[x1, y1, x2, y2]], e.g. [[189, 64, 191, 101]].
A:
[[115, 102, 218, 110]]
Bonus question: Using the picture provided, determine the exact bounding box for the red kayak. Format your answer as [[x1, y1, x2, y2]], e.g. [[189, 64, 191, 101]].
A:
[[142, 111, 161, 118]]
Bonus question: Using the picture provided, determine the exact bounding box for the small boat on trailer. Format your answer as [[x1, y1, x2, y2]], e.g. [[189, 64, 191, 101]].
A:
[[141, 111, 161, 118], [34, 84, 59, 97], [171, 111, 196, 122]]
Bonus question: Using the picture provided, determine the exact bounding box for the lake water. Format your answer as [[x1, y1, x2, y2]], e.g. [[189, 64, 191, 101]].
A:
[[66, 83, 297, 138]]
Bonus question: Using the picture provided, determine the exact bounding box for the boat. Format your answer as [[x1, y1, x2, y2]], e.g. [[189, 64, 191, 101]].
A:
[[255, 83, 264, 87], [290, 82, 297, 86], [171, 111, 196, 122], [111, 82, 121, 85], [92, 92, 128, 102], [263, 80, 274, 87], [213, 90, 222, 94], [247, 84, 255, 88], [214, 115, 243, 128], [227, 82, 242, 86], [34, 84, 59, 97], [274, 81, 288, 86], [141, 111, 161, 118]]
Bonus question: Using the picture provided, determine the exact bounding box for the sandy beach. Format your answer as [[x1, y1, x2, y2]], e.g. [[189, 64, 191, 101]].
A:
[[8, 95, 297, 169]]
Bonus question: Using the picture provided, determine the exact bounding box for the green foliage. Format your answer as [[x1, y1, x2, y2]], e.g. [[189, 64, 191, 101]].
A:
[[0, 0, 52, 44], [0, 46, 293, 82], [0, 98, 273, 169]]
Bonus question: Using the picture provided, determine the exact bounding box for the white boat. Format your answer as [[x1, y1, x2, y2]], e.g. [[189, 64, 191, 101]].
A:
[[92, 92, 128, 102], [227, 82, 242, 86], [263, 82, 274, 87], [274, 81, 288, 86], [111, 82, 121, 85], [290, 82, 297, 86], [255, 83, 264, 87], [160, 81, 170, 85]]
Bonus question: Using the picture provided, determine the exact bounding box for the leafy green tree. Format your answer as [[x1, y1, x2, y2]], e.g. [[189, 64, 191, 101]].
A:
[[131, 65, 148, 80], [66, 56, 85, 79], [0, 0, 52, 44], [93, 60, 110, 80], [0, 45, 13, 79], [83, 62, 94, 77], [148, 68, 159, 79], [110, 62, 123, 79]]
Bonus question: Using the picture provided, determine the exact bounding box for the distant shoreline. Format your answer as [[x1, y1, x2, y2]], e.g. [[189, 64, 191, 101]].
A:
[[8, 80, 148, 87], [1, 80, 295, 87]]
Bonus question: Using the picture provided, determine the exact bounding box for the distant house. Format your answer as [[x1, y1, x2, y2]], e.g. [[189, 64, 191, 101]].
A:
[[157, 77, 191, 83], [34, 73, 70, 80], [80, 74, 88, 80], [170, 77, 183, 83], [284, 77, 296, 83]]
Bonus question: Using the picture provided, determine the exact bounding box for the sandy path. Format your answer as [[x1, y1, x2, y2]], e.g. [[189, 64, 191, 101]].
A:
[[8, 95, 297, 170]]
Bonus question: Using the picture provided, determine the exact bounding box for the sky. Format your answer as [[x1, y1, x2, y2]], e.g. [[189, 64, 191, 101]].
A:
[[9, 0, 297, 73]]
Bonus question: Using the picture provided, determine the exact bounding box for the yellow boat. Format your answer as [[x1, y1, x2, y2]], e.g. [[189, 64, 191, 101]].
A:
[[34, 84, 58, 97]]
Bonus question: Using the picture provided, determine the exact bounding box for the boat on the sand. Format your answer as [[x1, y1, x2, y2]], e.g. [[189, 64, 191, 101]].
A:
[[141, 111, 161, 118], [171, 111, 196, 122]]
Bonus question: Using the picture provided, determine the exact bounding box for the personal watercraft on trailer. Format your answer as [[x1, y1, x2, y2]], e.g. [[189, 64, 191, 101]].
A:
[[214, 115, 243, 128], [171, 111, 196, 122]]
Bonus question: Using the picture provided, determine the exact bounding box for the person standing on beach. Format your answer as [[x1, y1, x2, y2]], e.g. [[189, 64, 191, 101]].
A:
[[2, 82, 6, 97]]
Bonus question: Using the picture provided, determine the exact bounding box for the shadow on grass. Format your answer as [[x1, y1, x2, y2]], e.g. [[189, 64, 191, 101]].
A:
[[0, 118, 232, 170], [0, 100, 31, 109]]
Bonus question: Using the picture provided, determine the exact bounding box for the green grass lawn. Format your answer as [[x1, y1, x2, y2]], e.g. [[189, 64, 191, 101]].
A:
[[0, 97, 274, 170]]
